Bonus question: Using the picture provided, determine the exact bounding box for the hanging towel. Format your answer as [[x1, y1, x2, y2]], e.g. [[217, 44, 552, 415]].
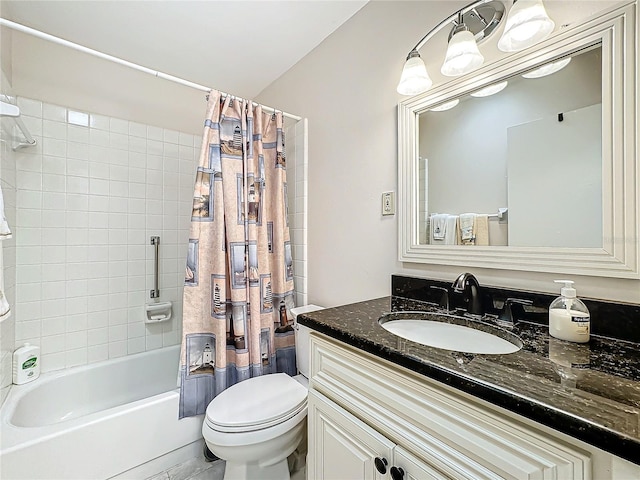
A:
[[0, 289, 10, 321], [459, 213, 476, 245], [443, 215, 458, 245], [0, 185, 12, 240], [474, 214, 490, 246], [0, 246, 10, 321], [430, 213, 448, 241]]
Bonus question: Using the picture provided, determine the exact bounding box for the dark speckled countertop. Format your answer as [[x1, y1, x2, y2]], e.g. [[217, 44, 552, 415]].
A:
[[298, 297, 640, 465]]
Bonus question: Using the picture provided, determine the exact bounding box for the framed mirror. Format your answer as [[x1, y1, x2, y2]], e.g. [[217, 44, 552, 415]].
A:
[[398, 2, 639, 279]]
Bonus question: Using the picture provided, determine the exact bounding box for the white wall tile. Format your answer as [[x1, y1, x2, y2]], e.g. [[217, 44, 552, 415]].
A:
[[90, 114, 110, 130], [68, 126, 89, 144], [129, 122, 146, 138], [43, 120, 67, 140], [43, 103, 66, 122], [88, 344, 109, 363], [11, 97, 217, 375]]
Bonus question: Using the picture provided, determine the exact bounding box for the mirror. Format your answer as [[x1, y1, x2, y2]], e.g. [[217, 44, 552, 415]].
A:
[[418, 46, 602, 248], [398, 3, 639, 279]]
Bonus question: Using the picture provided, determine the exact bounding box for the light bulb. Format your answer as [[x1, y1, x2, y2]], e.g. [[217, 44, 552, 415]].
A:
[[441, 29, 484, 77], [397, 52, 433, 95], [498, 0, 555, 52]]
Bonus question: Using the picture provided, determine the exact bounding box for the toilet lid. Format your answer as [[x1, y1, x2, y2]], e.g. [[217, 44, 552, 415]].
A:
[[205, 373, 307, 433]]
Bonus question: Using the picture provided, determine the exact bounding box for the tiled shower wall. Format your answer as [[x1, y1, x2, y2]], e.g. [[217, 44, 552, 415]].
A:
[[0, 113, 18, 404], [285, 119, 308, 308], [12, 96, 199, 373]]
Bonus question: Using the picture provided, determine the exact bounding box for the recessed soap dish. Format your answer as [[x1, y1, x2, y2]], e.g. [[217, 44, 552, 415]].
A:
[[146, 302, 172, 323]]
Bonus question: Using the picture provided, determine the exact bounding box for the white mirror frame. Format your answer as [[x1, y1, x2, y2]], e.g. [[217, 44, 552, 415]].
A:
[[398, 2, 639, 279]]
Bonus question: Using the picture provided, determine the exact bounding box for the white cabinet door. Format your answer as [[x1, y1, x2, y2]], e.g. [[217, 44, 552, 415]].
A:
[[308, 390, 394, 480], [392, 446, 454, 480]]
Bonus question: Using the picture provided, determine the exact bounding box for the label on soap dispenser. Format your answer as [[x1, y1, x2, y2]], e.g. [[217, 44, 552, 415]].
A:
[[571, 315, 590, 334], [22, 357, 37, 370]]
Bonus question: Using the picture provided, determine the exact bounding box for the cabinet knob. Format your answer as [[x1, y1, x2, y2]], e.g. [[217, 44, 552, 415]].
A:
[[374, 457, 388, 474], [390, 466, 405, 480]]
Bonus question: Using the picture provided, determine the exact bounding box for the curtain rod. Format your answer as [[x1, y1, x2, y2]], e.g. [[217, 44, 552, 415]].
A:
[[0, 18, 302, 121]]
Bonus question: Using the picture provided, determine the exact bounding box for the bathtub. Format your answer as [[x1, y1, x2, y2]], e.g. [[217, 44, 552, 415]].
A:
[[0, 345, 204, 480]]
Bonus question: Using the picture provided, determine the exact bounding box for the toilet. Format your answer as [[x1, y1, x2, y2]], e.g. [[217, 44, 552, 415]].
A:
[[202, 305, 324, 480]]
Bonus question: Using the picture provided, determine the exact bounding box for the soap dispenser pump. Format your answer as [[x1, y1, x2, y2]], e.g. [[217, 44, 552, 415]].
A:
[[548, 280, 590, 343]]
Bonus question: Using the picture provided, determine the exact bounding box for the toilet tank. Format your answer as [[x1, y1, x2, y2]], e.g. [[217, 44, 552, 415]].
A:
[[291, 305, 324, 379]]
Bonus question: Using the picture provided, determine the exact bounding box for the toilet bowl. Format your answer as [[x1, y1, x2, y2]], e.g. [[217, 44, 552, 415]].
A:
[[202, 304, 323, 480]]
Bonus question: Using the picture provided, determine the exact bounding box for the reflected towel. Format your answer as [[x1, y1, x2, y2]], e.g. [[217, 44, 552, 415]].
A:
[[475, 214, 489, 246], [444, 215, 458, 245], [0, 246, 10, 321], [0, 185, 11, 240], [459, 213, 476, 245], [430, 213, 448, 240], [0, 289, 10, 321]]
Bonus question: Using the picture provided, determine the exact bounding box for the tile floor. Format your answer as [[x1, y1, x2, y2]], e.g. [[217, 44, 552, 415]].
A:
[[145, 456, 306, 480], [145, 456, 225, 480]]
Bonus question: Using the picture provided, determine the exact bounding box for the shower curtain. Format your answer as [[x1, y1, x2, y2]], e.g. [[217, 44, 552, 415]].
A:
[[179, 91, 296, 418]]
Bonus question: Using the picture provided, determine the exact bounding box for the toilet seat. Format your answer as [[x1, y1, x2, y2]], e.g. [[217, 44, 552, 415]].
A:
[[205, 373, 307, 433]]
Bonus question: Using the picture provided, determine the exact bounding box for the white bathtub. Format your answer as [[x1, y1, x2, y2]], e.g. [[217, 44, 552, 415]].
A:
[[0, 345, 204, 480]]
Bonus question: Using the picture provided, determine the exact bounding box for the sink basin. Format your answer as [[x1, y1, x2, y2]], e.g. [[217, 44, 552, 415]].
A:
[[379, 312, 522, 355]]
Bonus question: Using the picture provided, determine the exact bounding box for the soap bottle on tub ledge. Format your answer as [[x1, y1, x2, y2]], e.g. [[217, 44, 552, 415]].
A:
[[548, 280, 590, 343]]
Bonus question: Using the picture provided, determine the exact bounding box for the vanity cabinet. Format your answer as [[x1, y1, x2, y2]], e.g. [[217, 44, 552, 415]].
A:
[[307, 333, 592, 480], [309, 390, 449, 480]]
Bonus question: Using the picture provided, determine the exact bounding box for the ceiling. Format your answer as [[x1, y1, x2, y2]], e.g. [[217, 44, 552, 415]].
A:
[[0, 0, 369, 99]]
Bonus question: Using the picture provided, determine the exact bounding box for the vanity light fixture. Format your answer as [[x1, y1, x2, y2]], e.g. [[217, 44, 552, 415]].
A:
[[470, 80, 509, 97], [430, 99, 460, 112], [522, 57, 571, 78], [397, 0, 555, 96], [441, 13, 485, 77], [497, 0, 555, 52]]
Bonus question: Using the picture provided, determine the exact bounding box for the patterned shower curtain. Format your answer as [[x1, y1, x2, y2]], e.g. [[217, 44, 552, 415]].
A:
[[179, 91, 296, 419]]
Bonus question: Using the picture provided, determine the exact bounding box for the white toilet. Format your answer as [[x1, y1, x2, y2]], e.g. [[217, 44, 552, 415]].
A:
[[202, 305, 323, 480]]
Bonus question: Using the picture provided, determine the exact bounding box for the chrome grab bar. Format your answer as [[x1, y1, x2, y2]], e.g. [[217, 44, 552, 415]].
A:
[[150, 236, 160, 298]]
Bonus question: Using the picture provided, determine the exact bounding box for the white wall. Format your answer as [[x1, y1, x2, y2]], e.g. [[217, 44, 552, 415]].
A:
[[256, 0, 640, 306], [10, 31, 204, 136]]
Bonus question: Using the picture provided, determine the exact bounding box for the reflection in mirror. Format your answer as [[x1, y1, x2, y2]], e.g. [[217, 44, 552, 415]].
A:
[[418, 45, 601, 248]]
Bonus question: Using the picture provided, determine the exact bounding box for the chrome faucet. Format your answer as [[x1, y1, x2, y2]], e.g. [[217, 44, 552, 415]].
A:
[[452, 273, 483, 316]]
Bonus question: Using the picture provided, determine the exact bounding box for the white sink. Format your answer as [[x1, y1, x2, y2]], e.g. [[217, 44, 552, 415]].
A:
[[379, 312, 522, 355]]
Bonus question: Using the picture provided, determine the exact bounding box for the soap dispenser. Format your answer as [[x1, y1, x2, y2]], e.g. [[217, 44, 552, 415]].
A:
[[548, 280, 590, 343]]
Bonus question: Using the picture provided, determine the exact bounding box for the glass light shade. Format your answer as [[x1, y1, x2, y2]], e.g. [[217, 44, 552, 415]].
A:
[[498, 0, 555, 52], [470, 80, 509, 97], [430, 99, 460, 112], [397, 54, 433, 95], [522, 57, 571, 78], [440, 30, 485, 77]]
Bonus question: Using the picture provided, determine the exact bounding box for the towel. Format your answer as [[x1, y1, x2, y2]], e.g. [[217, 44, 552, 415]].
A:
[[0, 185, 11, 240], [430, 213, 448, 240], [430, 214, 458, 245], [0, 288, 10, 321], [474, 214, 489, 246], [0, 246, 10, 321], [443, 215, 458, 245], [459, 213, 476, 245]]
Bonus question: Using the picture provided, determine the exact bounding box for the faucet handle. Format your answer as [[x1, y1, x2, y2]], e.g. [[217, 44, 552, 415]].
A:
[[498, 298, 533, 326], [429, 286, 450, 311]]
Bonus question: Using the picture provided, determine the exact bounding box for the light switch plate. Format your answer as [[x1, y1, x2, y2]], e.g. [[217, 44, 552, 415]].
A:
[[382, 191, 395, 216]]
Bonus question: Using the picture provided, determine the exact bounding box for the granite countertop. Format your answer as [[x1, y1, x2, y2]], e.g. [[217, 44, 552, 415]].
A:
[[298, 296, 640, 466]]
